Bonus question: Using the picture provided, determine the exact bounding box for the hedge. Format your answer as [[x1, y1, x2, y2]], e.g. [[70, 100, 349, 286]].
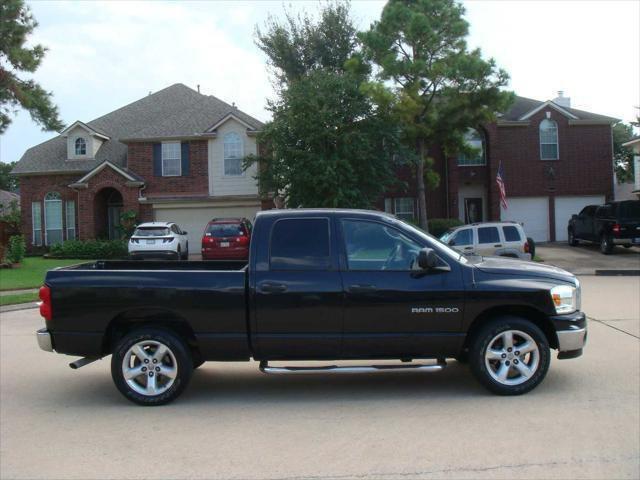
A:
[[427, 218, 464, 237], [48, 240, 128, 259]]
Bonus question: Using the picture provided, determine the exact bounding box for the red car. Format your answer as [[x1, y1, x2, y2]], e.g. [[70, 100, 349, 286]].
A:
[[201, 218, 252, 260]]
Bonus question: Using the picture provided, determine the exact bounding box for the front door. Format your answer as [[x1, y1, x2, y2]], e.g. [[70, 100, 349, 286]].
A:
[[464, 198, 483, 223], [253, 216, 343, 359], [107, 205, 121, 240], [339, 219, 464, 359]]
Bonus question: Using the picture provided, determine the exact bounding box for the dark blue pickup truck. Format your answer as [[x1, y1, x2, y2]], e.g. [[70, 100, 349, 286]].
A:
[[36, 209, 587, 405]]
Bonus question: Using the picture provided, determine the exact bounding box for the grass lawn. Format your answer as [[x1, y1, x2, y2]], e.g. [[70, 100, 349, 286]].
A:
[[0, 258, 91, 291], [0, 292, 39, 306]]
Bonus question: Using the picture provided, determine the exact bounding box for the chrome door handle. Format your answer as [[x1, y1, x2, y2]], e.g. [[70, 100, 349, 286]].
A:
[[348, 284, 377, 293]]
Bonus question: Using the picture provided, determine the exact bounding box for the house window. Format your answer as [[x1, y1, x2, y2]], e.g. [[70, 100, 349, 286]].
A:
[[161, 142, 181, 176], [384, 197, 415, 221], [539, 119, 558, 160], [32, 202, 42, 246], [75, 137, 87, 155], [458, 128, 485, 166], [223, 132, 243, 176], [65, 201, 76, 240], [44, 192, 63, 245]]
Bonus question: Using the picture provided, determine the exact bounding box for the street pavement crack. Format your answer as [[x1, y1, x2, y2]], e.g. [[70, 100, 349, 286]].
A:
[[588, 316, 639, 339]]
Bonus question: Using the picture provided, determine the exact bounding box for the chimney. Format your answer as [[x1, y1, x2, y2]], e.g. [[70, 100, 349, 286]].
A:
[[553, 90, 571, 108], [197, 84, 200, 93]]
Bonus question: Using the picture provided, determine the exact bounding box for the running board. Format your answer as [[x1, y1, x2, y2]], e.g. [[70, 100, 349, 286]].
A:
[[259, 360, 446, 375]]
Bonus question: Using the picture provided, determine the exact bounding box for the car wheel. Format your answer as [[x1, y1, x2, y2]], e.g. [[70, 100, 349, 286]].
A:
[[176, 245, 182, 260], [183, 242, 189, 260], [526, 237, 536, 259], [111, 327, 193, 406], [568, 229, 578, 246], [600, 233, 613, 255], [469, 316, 550, 395]]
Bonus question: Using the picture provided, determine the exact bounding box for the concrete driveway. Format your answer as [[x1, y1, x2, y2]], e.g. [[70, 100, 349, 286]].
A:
[[537, 242, 640, 275], [1, 276, 638, 480]]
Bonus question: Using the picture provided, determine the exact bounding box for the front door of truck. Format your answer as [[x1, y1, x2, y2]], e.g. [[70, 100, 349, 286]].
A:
[[338, 218, 464, 358], [252, 216, 343, 359]]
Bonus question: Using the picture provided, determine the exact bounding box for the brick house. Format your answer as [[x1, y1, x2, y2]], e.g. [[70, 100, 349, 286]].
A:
[[12, 84, 267, 250], [382, 92, 618, 241]]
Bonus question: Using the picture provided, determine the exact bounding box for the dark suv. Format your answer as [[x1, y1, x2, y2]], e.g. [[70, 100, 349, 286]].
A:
[[568, 200, 640, 254]]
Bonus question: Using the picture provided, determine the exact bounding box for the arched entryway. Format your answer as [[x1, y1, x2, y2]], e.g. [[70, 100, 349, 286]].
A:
[[94, 187, 123, 239]]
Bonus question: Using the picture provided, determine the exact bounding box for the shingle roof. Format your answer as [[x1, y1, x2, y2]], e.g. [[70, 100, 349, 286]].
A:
[[12, 84, 264, 175], [501, 96, 619, 123]]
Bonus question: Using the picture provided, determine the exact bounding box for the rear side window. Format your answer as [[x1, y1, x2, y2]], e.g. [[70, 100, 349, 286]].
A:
[[270, 218, 331, 271], [207, 223, 244, 237], [452, 228, 473, 246], [477, 226, 500, 244], [619, 201, 640, 219], [502, 226, 521, 242]]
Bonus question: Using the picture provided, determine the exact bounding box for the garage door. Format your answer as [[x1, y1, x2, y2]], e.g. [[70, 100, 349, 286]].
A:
[[501, 197, 549, 242], [154, 205, 261, 252], [554, 195, 605, 241]]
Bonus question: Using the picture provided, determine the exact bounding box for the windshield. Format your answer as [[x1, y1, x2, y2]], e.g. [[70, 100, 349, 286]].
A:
[[390, 217, 468, 264], [133, 227, 170, 237], [439, 230, 454, 244], [206, 223, 244, 237]]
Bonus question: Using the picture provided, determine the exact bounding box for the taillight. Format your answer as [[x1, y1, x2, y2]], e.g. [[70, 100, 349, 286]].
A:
[[524, 241, 530, 253], [39, 285, 52, 321], [237, 236, 249, 246], [612, 224, 621, 235]]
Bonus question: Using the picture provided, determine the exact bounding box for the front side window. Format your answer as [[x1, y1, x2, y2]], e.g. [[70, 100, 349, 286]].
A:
[[32, 202, 42, 246], [223, 132, 243, 176], [75, 137, 86, 155], [477, 226, 500, 244], [270, 218, 330, 270], [458, 128, 485, 166], [44, 192, 63, 245], [539, 119, 558, 160], [65, 201, 76, 240], [161, 142, 181, 176], [502, 225, 521, 242], [451, 228, 473, 246], [342, 219, 422, 271]]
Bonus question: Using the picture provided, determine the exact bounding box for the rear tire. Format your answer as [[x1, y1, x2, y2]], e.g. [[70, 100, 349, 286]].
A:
[[469, 316, 550, 395], [111, 327, 193, 406], [183, 242, 189, 260], [526, 237, 536, 259], [568, 229, 578, 246], [600, 233, 613, 254]]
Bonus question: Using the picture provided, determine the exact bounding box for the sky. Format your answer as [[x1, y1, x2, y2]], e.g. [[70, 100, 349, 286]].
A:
[[1, 0, 639, 165]]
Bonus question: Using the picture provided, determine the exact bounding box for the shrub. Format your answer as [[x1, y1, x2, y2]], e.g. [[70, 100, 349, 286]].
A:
[[428, 218, 464, 237], [49, 239, 128, 259], [6, 235, 26, 264]]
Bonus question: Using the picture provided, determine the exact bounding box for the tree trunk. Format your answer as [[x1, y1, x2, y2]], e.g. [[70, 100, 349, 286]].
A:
[[417, 138, 429, 231]]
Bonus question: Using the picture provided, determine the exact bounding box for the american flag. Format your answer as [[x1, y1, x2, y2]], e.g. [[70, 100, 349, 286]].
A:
[[496, 161, 508, 210]]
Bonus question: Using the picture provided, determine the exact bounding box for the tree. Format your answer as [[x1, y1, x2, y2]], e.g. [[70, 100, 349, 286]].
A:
[[0, 161, 18, 191], [250, 2, 402, 208], [0, 0, 64, 134], [613, 122, 635, 183], [360, 0, 512, 230]]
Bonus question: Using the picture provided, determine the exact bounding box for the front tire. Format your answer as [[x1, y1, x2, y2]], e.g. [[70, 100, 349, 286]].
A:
[[469, 317, 550, 395], [600, 233, 613, 254], [568, 229, 578, 246], [111, 328, 193, 406]]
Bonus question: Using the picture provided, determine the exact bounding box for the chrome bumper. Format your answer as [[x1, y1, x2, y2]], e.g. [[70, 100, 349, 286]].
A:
[[557, 327, 587, 352], [36, 328, 53, 352]]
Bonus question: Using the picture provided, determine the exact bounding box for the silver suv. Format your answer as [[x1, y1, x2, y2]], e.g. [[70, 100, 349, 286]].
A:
[[440, 222, 532, 260]]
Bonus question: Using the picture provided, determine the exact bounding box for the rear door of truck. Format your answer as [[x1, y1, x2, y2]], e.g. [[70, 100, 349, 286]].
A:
[[249, 214, 343, 359]]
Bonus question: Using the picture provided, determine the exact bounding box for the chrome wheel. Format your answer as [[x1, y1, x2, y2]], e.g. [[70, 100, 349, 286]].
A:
[[122, 340, 178, 396], [484, 330, 539, 386]]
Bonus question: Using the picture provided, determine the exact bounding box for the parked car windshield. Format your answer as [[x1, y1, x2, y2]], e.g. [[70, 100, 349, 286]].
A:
[[207, 223, 244, 237], [619, 201, 640, 219], [133, 227, 170, 237]]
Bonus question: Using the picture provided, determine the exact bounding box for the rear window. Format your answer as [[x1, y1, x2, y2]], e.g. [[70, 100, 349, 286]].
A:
[[270, 218, 331, 271], [619, 201, 640, 219], [477, 226, 500, 244], [206, 223, 245, 237], [134, 227, 170, 237], [502, 226, 521, 242]]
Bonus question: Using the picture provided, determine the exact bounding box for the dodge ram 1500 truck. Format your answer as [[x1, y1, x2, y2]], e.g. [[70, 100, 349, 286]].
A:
[[36, 209, 587, 405]]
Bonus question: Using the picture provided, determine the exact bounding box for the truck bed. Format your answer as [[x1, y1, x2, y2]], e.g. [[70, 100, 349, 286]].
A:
[[44, 260, 251, 360]]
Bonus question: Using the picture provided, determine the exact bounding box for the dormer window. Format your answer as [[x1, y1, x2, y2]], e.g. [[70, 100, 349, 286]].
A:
[[75, 137, 87, 155]]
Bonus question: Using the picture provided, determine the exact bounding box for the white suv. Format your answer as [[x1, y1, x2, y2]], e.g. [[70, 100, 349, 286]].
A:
[[440, 222, 532, 260], [128, 222, 189, 260]]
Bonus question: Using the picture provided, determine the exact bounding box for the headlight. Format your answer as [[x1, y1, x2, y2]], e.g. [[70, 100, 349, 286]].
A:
[[550, 285, 578, 314]]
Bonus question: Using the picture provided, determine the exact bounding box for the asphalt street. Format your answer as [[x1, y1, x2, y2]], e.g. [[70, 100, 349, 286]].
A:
[[1, 276, 638, 480]]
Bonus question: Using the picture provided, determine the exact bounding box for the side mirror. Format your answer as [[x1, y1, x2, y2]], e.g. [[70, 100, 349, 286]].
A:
[[448, 239, 456, 246], [418, 247, 438, 269]]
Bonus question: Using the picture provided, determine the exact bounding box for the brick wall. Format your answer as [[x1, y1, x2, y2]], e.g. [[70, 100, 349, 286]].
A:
[[127, 140, 209, 197]]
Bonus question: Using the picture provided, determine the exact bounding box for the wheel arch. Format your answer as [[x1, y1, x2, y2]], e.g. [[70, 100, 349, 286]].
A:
[[463, 305, 558, 352]]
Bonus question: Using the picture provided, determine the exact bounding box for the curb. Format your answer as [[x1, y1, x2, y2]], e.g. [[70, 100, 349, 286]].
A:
[[595, 270, 640, 276], [0, 302, 39, 314]]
